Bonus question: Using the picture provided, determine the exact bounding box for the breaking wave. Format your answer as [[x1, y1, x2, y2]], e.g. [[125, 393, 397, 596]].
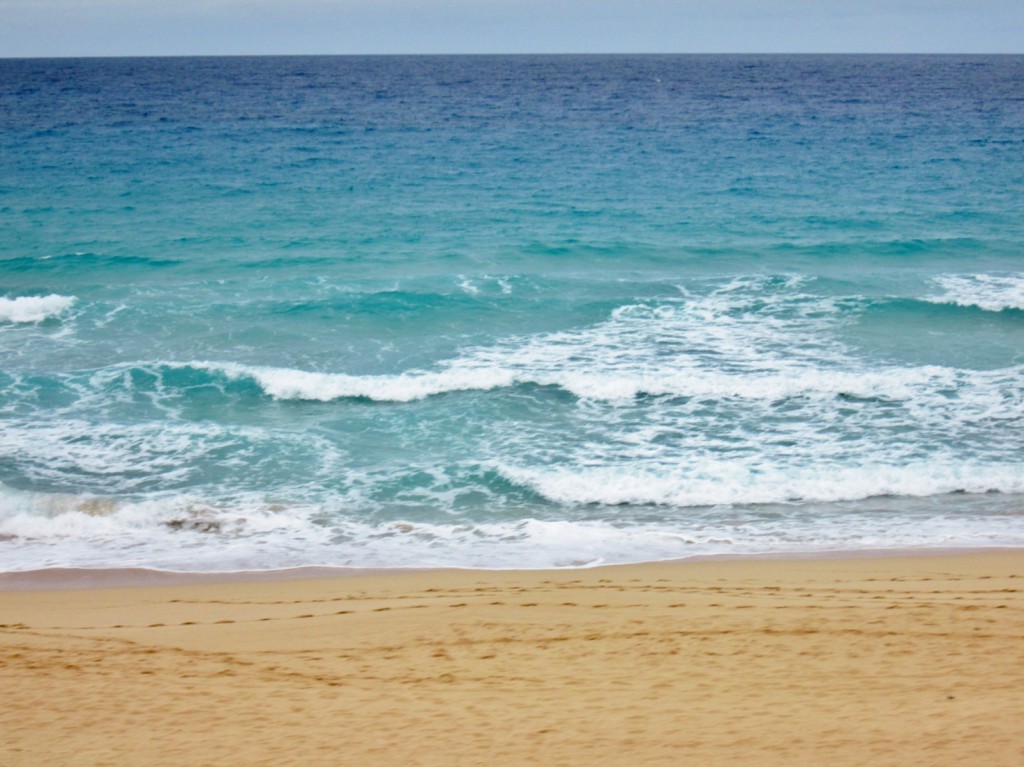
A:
[[926, 273, 1024, 313], [0, 294, 76, 323]]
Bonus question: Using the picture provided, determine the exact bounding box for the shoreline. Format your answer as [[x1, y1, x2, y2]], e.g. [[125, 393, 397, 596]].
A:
[[1, 544, 1020, 590]]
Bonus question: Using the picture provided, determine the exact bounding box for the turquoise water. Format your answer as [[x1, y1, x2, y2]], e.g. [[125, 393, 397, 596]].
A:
[[2, 55, 1023, 570]]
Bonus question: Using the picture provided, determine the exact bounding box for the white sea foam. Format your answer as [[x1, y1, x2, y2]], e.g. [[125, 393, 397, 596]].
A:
[[187, 359, 919, 404], [0, 294, 76, 323], [0, 414, 350, 496], [180, 286, 1016, 407], [494, 461, 1024, 508], [197, 361, 520, 402], [927, 273, 1024, 312], [183, 278, 835, 402], [456, 276, 480, 295], [4, 274, 1022, 573], [456, 274, 515, 296], [2, 484, 1022, 573], [0, 486, 335, 570], [0, 419, 220, 491]]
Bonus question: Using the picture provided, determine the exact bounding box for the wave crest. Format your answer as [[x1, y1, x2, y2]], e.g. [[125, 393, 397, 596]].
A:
[[0, 294, 76, 323], [197, 362, 519, 402], [181, 359, 987, 406], [495, 462, 1024, 508], [927, 273, 1024, 313]]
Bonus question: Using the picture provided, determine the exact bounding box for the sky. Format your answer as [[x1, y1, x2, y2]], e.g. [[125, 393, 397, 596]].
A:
[[1, 0, 1022, 57]]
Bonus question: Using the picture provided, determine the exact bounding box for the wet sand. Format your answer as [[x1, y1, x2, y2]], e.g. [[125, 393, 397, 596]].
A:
[[2, 551, 1023, 766]]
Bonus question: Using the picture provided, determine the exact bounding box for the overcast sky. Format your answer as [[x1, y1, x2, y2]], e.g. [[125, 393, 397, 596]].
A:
[[2, 0, 1022, 57]]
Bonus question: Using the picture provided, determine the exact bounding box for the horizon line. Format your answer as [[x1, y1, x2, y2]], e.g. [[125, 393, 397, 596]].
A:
[[4, 51, 1022, 61]]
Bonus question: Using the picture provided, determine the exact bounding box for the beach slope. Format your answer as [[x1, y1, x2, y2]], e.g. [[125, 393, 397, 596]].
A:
[[2, 552, 1022, 766]]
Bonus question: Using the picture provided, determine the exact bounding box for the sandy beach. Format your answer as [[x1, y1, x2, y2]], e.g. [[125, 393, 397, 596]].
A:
[[2, 551, 1022, 766]]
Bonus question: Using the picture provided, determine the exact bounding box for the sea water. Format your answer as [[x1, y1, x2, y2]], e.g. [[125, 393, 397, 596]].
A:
[[2, 55, 1023, 571]]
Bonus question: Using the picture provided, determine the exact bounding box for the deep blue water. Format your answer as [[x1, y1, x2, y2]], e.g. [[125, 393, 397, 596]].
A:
[[2, 55, 1023, 570]]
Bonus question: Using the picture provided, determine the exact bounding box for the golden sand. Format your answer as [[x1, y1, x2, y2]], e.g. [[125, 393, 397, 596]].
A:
[[2, 552, 1022, 766]]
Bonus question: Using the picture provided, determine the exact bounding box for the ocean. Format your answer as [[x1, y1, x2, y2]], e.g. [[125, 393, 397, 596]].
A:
[[2, 54, 1023, 572]]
